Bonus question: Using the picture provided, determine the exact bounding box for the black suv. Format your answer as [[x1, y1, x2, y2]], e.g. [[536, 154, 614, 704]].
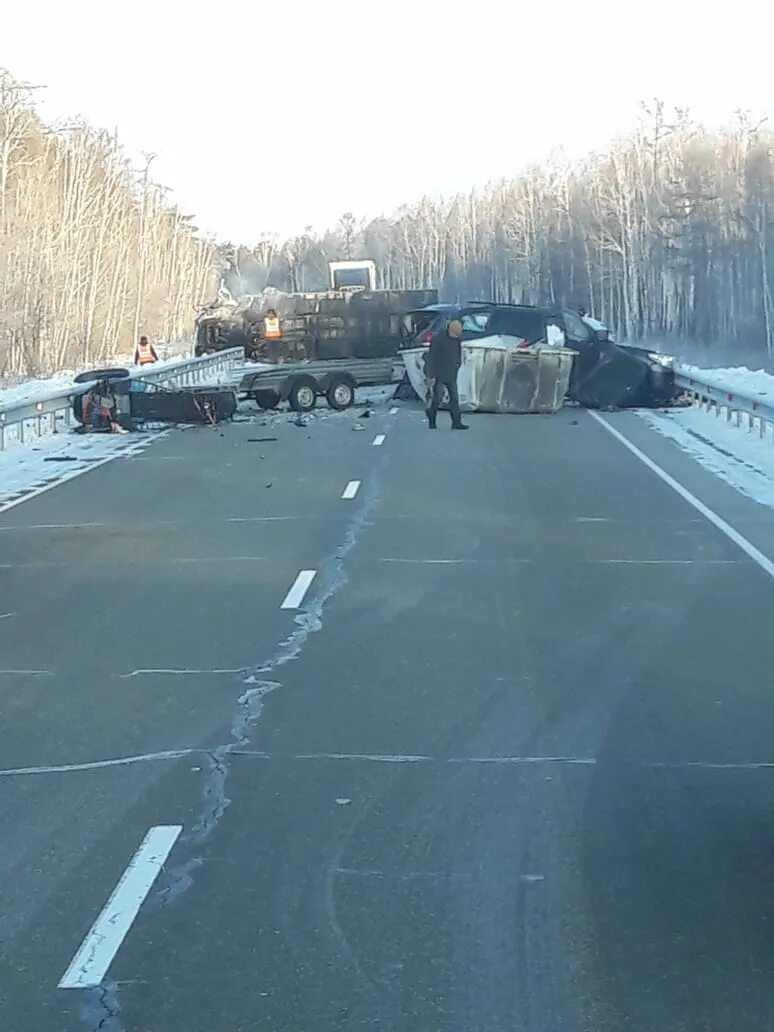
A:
[[404, 303, 676, 408], [404, 303, 548, 347]]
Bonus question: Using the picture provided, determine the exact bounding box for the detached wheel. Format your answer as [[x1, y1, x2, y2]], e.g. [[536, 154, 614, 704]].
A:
[[326, 376, 355, 410], [288, 376, 318, 413], [254, 389, 280, 410]]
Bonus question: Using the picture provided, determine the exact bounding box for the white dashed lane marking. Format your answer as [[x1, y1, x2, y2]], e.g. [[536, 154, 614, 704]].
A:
[[372, 434, 385, 447], [342, 480, 361, 500], [58, 825, 182, 989], [280, 570, 317, 610]]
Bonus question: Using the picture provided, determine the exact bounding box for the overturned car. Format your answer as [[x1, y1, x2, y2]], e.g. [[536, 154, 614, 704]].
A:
[[71, 367, 237, 430], [401, 303, 676, 410]]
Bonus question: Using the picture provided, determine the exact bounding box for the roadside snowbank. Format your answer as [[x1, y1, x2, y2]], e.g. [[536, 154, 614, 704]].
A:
[[0, 372, 81, 409], [638, 406, 774, 508], [0, 431, 164, 515], [0, 342, 191, 409], [679, 364, 774, 400]]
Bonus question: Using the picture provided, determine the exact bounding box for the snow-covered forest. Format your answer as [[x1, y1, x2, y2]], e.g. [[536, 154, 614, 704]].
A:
[[227, 105, 774, 357], [0, 70, 214, 379], [3, 68, 774, 380]]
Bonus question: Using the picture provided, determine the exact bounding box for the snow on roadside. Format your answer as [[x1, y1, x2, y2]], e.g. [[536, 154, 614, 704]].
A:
[[0, 371, 85, 409], [0, 430, 164, 514], [638, 406, 774, 508], [679, 364, 774, 401], [0, 342, 191, 409]]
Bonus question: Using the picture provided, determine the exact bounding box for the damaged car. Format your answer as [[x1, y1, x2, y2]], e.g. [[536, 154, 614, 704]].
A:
[[71, 367, 237, 430], [562, 311, 676, 408], [402, 303, 676, 408]]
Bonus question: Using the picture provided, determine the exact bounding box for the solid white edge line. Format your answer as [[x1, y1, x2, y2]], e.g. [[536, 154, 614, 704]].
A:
[[342, 480, 361, 500], [589, 411, 774, 581], [0, 433, 167, 517], [372, 434, 385, 446], [280, 569, 317, 609], [58, 824, 182, 989]]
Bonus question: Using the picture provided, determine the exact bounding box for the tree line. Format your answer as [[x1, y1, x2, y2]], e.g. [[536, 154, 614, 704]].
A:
[[0, 69, 214, 380], [3, 74, 772, 382], [227, 104, 774, 356]]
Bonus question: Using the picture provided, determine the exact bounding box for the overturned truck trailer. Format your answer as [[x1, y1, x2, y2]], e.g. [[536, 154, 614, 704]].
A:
[[196, 286, 438, 363]]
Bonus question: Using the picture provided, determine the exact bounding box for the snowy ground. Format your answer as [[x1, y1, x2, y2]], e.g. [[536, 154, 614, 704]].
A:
[[678, 363, 774, 401], [0, 430, 168, 515], [0, 341, 191, 409], [638, 405, 774, 509]]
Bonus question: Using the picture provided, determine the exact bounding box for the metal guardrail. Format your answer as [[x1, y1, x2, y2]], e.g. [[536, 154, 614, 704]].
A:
[[675, 364, 774, 438], [0, 348, 243, 451]]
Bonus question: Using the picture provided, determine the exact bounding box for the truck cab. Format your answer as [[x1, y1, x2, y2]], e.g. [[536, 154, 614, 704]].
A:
[[328, 260, 377, 292]]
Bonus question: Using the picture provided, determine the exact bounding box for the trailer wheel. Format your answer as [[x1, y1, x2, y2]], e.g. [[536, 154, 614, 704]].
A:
[[288, 376, 318, 413], [326, 376, 355, 411], [254, 389, 280, 410]]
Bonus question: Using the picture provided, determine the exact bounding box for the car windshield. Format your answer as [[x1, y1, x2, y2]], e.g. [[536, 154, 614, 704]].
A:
[[332, 267, 371, 289]]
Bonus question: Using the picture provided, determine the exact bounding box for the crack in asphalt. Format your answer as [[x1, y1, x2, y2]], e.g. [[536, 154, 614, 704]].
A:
[[75, 445, 387, 1031], [79, 982, 122, 1032]]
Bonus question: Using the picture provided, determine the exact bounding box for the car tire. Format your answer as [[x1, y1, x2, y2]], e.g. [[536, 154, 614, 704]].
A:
[[326, 376, 355, 410], [254, 389, 280, 410], [73, 367, 130, 385], [288, 377, 318, 412]]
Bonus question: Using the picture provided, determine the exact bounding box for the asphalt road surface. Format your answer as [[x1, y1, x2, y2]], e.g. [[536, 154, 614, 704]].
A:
[[3, 396, 774, 1032]]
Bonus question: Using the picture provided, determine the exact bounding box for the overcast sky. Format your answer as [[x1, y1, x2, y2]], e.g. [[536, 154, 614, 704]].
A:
[[5, 0, 772, 243]]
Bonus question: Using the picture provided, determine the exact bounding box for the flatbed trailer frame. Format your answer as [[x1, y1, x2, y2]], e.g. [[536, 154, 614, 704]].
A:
[[238, 357, 398, 412]]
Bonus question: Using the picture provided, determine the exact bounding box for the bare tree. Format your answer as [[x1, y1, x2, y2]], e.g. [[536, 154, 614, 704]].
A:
[[338, 212, 356, 259], [0, 71, 215, 380], [240, 105, 774, 361]]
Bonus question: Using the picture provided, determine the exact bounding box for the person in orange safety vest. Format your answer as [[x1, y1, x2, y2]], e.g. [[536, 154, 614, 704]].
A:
[[263, 310, 282, 340], [263, 309, 282, 361], [134, 335, 158, 365]]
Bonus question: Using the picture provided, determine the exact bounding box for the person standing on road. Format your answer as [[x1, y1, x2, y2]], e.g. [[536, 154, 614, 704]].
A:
[[134, 335, 158, 366], [426, 318, 468, 430]]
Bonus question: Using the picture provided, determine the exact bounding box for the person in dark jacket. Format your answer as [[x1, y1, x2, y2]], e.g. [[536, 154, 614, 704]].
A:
[[426, 318, 468, 430]]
